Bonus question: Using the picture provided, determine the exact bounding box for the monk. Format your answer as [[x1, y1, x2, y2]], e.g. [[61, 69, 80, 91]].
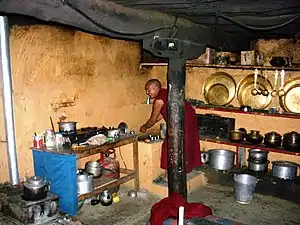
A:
[[140, 79, 202, 181]]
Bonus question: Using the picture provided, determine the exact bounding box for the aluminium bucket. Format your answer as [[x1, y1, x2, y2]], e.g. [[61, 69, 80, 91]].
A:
[[233, 174, 258, 204]]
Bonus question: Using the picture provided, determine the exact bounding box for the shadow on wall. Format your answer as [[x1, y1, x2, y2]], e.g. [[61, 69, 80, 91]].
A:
[[0, 24, 153, 182]]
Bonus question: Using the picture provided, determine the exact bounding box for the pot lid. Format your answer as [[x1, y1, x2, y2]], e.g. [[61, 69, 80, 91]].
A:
[[24, 176, 46, 187]]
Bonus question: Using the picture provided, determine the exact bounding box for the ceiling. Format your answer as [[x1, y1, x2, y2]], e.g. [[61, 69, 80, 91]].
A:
[[1, 0, 300, 52]]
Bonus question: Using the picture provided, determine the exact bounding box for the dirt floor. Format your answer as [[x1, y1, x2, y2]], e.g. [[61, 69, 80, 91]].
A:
[[77, 184, 300, 225]]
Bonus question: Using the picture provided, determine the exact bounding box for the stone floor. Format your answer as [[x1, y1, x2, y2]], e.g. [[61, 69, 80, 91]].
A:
[[77, 184, 300, 225]]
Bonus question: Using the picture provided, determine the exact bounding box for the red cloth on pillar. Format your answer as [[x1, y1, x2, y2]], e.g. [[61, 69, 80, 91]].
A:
[[155, 88, 202, 173], [149, 192, 213, 225]]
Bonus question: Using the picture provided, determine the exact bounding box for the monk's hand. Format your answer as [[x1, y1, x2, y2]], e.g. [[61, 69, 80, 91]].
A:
[[140, 125, 147, 133]]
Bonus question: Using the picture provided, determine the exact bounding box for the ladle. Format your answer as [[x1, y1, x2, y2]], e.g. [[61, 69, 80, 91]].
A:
[[257, 72, 262, 95], [271, 70, 279, 97], [278, 69, 285, 97], [251, 69, 259, 96], [262, 70, 269, 96]]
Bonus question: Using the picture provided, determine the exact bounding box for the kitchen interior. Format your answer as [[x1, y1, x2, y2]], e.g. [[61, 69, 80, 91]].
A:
[[0, 1, 300, 225]]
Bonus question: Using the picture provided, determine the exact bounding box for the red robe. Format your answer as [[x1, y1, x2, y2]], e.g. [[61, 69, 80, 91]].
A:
[[155, 88, 202, 173]]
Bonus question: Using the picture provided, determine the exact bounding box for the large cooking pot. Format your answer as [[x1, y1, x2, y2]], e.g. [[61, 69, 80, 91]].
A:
[[58, 121, 77, 132], [246, 130, 263, 144], [77, 172, 94, 195], [248, 159, 269, 172], [264, 132, 282, 147], [248, 149, 269, 163], [272, 161, 299, 180], [23, 176, 50, 201], [85, 161, 103, 178], [204, 149, 235, 171]]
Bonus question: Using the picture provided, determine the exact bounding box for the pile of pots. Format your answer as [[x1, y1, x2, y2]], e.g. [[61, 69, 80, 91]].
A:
[[229, 128, 300, 152], [247, 149, 269, 173]]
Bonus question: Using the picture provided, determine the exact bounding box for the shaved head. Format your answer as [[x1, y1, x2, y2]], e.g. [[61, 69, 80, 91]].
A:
[[145, 79, 161, 89], [145, 79, 162, 99]]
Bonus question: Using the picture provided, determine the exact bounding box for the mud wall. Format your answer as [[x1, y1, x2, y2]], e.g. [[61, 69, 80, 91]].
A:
[[0, 25, 153, 182]]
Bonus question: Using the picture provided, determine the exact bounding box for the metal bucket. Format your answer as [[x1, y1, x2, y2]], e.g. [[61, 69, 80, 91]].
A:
[[233, 174, 258, 204]]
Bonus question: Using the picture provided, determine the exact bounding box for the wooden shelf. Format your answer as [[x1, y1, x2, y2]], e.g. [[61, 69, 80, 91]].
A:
[[196, 105, 300, 120], [78, 168, 136, 201], [73, 137, 137, 159], [140, 63, 300, 71], [199, 136, 300, 156]]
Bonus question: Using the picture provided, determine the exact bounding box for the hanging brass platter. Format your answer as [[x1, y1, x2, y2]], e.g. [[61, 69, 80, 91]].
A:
[[237, 74, 273, 109], [279, 77, 300, 113], [203, 72, 236, 106]]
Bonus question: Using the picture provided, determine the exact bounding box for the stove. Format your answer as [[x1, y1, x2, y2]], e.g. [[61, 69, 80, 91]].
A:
[[1, 192, 59, 225], [62, 126, 107, 144]]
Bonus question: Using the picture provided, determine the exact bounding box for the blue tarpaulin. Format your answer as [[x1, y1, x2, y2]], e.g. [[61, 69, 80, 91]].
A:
[[32, 150, 78, 216]]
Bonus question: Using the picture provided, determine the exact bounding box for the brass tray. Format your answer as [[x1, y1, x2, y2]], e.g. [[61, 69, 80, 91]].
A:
[[237, 74, 273, 109], [279, 77, 300, 113], [203, 72, 236, 106]]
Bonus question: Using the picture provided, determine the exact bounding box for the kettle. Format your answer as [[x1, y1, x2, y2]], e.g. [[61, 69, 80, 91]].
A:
[[99, 190, 113, 206]]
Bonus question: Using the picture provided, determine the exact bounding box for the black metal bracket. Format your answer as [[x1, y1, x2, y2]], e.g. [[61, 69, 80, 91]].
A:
[[143, 37, 206, 60]]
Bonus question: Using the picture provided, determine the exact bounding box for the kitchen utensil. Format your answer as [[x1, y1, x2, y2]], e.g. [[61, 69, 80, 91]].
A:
[[99, 190, 113, 206], [279, 76, 300, 113], [247, 160, 269, 172], [278, 69, 286, 97], [248, 149, 269, 163], [107, 127, 121, 138], [272, 161, 299, 180], [262, 70, 269, 96], [282, 131, 300, 152], [50, 116, 55, 132], [233, 174, 259, 204], [229, 130, 244, 142], [23, 176, 50, 201], [204, 149, 235, 171], [58, 121, 77, 132], [239, 105, 252, 112], [203, 72, 236, 106], [238, 128, 247, 135], [269, 57, 287, 67], [264, 132, 282, 147], [118, 122, 128, 134], [77, 173, 94, 195], [271, 70, 279, 97], [245, 130, 263, 144], [251, 69, 259, 96], [237, 74, 273, 109], [85, 161, 103, 178]]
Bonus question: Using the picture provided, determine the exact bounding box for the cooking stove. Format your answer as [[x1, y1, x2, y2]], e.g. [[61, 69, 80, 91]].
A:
[[62, 126, 106, 144], [1, 191, 59, 225]]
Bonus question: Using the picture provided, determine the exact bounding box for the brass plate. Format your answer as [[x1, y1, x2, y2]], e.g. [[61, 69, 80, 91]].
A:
[[279, 77, 300, 113], [203, 72, 236, 106], [237, 74, 273, 109]]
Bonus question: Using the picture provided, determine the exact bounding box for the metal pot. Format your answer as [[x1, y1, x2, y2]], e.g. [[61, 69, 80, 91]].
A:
[[264, 132, 282, 147], [107, 128, 121, 138], [229, 130, 244, 142], [99, 190, 113, 206], [246, 130, 263, 144], [85, 161, 103, 178], [58, 121, 77, 132], [248, 149, 269, 163], [23, 176, 50, 201], [282, 131, 300, 152], [206, 149, 235, 171], [248, 160, 269, 172], [272, 161, 299, 180], [77, 173, 94, 195]]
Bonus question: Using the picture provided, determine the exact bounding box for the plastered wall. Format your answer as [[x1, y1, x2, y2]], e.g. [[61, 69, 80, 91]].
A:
[[0, 25, 154, 183]]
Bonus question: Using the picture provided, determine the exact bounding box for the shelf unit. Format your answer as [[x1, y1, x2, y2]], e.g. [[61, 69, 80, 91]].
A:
[[32, 136, 139, 215], [140, 62, 300, 71], [196, 106, 300, 120]]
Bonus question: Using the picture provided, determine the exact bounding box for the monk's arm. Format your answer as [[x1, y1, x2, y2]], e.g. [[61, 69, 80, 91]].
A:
[[156, 114, 163, 122], [143, 100, 164, 129]]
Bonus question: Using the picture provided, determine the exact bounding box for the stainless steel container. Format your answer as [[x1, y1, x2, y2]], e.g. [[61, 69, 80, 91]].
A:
[[77, 173, 94, 195], [248, 160, 269, 172], [234, 174, 258, 204], [85, 161, 103, 178], [248, 149, 269, 163], [58, 121, 77, 132], [206, 149, 235, 171], [23, 176, 50, 201], [272, 161, 299, 180]]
